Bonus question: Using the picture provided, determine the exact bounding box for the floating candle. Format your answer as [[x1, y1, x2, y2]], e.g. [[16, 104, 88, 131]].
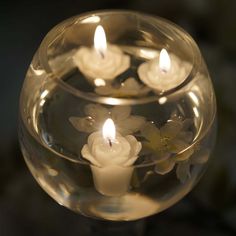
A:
[[73, 25, 130, 81], [81, 118, 142, 196], [138, 49, 191, 93]]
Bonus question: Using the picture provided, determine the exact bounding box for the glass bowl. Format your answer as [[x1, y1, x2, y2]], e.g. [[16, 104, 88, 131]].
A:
[[19, 10, 216, 221]]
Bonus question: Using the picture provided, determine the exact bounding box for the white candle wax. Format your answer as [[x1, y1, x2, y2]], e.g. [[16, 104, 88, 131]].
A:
[[138, 49, 191, 93], [91, 165, 134, 197], [73, 25, 130, 81], [81, 119, 141, 196]]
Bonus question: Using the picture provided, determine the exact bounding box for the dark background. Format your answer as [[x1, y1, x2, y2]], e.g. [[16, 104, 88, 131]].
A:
[[1, 0, 236, 235]]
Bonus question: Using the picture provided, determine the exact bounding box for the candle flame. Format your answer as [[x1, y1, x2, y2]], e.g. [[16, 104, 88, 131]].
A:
[[102, 118, 116, 144], [94, 25, 107, 58], [159, 49, 171, 72]]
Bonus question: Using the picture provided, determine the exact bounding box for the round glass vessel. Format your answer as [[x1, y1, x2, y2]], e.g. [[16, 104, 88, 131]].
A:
[[19, 10, 216, 221]]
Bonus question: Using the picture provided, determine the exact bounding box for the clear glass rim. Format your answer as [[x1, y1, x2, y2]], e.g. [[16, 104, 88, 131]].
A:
[[38, 9, 202, 105]]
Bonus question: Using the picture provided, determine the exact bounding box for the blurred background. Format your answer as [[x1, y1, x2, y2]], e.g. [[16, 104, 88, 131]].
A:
[[1, 0, 236, 235]]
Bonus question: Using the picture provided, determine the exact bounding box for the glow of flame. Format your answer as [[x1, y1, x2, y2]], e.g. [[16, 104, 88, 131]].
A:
[[94, 25, 107, 58], [159, 49, 171, 72], [102, 118, 116, 143]]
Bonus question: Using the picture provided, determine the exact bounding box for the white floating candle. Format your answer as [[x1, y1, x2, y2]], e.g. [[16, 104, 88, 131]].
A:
[[138, 49, 191, 92], [73, 25, 130, 81], [81, 118, 142, 196]]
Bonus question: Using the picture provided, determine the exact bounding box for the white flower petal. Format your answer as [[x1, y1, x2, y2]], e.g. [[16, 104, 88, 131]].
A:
[[154, 158, 175, 175], [84, 104, 108, 121], [191, 149, 210, 164], [151, 153, 171, 163], [124, 156, 139, 167], [140, 123, 161, 145], [175, 148, 194, 161], [124, 77, 141, 89], [111, 106, 131, 121], [118, 116, 146, 135], [81, 144, 101, 167], [176, 161, 191, 183], [121, 78, 150, 95], [87, 132, 100, 150], [160, 120, 183, 139], [171, 139, 189, 153], [177, 131, 193, 143], [69, 117, 96, 133], [114, 135, 142, 167], [95, 85, 114, 95], [182, 118, 192, 130], [125, 135, 142, 159], [95, 78, 150, 97]]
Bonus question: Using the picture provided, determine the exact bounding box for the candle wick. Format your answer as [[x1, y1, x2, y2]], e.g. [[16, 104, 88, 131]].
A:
[[108, 139, 112, 147]]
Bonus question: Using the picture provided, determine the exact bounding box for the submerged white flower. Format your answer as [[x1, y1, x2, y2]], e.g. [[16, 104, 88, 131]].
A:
[[140, 115, 209, 183], [140, 116, 194, 175], [69, 104, 145, 136], [176, 148, 210, 183], [95, 77, 150, 97], [141, 117, 192, 153]]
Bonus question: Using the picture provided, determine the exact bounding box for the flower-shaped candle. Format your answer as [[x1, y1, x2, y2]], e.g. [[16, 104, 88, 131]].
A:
[[81, 118, 142, 196], [73, 25, 130, 81], [138, 49, 191, 93]]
